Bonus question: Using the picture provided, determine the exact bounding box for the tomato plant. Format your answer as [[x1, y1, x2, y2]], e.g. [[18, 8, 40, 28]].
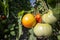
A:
[[0, 0, 60, 40]]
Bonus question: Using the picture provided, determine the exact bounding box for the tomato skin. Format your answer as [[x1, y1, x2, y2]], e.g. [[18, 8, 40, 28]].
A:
[[35, 13, 42, 23], [42, 9, 57, 24], [33, 23, 52, 37], [22, 13, 36, 28]]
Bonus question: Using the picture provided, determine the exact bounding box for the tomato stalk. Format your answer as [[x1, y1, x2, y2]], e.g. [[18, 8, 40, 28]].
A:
[[36, 0, 49, 14], [16, 11, 24, 40]]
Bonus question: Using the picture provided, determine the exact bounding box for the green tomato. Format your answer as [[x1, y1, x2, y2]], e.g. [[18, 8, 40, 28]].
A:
[[33, 23, 52, 37], [42, 9, 57, 24]]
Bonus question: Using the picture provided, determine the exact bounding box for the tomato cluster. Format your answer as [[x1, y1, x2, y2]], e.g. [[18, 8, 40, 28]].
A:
[[21, 9, 57, 37]]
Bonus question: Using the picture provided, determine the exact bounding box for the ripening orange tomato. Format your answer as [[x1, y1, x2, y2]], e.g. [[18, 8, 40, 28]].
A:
[[22, 13, 36, 28], [35, 13, 42, 23]]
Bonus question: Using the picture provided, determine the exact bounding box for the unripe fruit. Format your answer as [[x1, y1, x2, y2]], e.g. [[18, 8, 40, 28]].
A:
[[42, 9, 57, 24], [33, 23, 52, 37]]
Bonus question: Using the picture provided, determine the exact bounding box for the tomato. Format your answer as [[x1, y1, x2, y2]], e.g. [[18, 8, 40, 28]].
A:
[[42, 9, 57, 24], [22, 13, 36, 28], [0, 15, 6, 20], [1, 15, 6, 20], [35, 13, 42, 23], [33, 23, 52, 37]]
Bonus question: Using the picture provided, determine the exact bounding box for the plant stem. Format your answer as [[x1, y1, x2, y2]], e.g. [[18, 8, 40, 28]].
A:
[[36, 0, 49, 14], [16, 11, 24, 40], [3, 0, 9, 17]]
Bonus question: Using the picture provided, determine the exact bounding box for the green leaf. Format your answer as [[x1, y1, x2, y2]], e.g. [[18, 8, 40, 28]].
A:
[[53, 3, 60, 20], [46, 0, 54, 3], [29, 28, 37, 40], [18, 10, 24, 17], [3, 0, 9, 17], [10, 31, 15, 36], [29, 34, 37, 40], [57, 35, 60, 40], [8, 24, 15, 30]]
